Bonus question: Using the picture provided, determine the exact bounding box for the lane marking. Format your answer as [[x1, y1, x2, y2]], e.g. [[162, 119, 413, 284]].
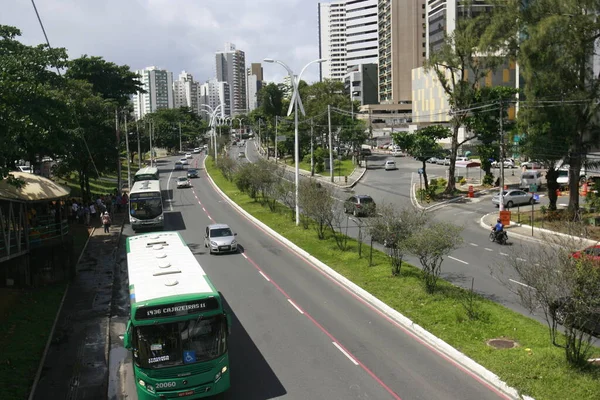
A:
[[516, 258, 527, 262], [484, 248, 493, 252], [167, 169, 174, 211], [258, 270, 270, 282], [509, 279, 534, 289], [287, 299, 305, 314], [241, 253, 248, 259], [202, 207, 207, 212], [332, 341, 359, 366], [500, 252, 509, 256], [202, 159, 512, 400], [448, 256, 469, 265], [469, 243, 478, 247]]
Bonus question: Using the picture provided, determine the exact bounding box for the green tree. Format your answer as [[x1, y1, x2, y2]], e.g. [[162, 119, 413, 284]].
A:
[[393, 126, 449, 190], [0, 25, 71, 178], [426, 12, 504, 194]]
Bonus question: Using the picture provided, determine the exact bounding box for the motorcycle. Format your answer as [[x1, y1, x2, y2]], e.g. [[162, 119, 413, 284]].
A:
[[489, 226, 508, 245]]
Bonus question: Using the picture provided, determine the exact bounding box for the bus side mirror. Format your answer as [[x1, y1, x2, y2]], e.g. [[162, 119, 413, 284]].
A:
[[225, 312, 231, 336], [123, 320, 132, 349]]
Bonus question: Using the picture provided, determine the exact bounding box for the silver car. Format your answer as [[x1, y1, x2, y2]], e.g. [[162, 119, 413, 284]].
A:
[[204, 224, 238, 254], [491, 190, 534, 208]]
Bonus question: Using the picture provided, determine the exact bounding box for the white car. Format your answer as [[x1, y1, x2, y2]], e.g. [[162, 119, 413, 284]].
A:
[[384, 160, 397, 170], [180, 157, 189, 165], [491, 159, 515, 168], [193, 147, 201, 154], [185, 153, 192, 159], [176, 176, 191, 188]]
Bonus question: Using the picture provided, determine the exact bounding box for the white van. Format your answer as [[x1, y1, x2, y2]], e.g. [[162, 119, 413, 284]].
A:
[[520, 170, 543, 191]]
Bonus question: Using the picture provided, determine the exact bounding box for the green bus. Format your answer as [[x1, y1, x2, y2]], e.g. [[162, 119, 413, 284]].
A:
[[123, 231, 231, 399], [134, 166, 160, 183]]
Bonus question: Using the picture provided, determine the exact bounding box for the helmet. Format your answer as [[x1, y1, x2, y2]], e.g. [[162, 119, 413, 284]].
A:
[[497, 218, 501, 223]]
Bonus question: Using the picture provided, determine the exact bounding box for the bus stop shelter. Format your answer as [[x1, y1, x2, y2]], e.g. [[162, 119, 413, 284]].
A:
[[455, 160, 482, 183]]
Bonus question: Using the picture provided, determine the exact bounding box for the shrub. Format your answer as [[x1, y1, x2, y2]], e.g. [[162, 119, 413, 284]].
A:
[[459, 177, 467, 185], [483, 174, 495, 186]]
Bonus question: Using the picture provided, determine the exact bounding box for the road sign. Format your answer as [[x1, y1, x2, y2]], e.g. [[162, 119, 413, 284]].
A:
[[418, 168, 424, 175], [533, 193, 540, 201]]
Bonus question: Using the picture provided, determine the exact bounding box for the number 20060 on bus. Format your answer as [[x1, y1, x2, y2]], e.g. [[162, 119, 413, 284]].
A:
[[123, 231, 231, 399]]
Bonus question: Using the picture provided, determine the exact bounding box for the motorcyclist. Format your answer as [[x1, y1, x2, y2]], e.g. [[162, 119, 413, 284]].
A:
[[492, 218, 504, 240]]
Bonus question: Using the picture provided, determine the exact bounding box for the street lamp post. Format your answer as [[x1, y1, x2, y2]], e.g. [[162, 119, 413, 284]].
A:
[[264, 57, 327, 226]]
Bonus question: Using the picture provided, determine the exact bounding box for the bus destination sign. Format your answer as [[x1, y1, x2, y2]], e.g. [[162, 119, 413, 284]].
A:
[[136, 298, 219, 320]]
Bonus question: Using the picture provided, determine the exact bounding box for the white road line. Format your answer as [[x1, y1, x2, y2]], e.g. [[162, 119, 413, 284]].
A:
[[469, 243, 479, 247], [448, 256, 469, 265], [167, 169, 174, 211], [500, 252, 509, 256], [516, 257, 527, 262], [509, 279, 534, 289], [258, 270, 270, 281], [484, 248, 494, 252], [287, 299, 304, 314], [332, 342, 359, 366], [202, 207, 207, 212], [241, 253, 248, 259]]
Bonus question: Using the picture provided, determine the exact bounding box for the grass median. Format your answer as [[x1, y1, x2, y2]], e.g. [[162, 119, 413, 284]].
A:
[[205, 157, 600, 400]]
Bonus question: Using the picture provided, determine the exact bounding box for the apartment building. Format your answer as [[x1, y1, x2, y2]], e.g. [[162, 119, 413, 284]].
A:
[[173, 70, 200, 114], [215, 43, 247, 116], [132, 66, 174, 120]]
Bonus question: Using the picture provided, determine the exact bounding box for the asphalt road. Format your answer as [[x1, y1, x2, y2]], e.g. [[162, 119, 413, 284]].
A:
[[240, 141, 562, 326], [110, 152, 509, 400]]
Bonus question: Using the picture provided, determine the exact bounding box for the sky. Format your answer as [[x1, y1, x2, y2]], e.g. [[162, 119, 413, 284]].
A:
[[1, 0, 325, 84]]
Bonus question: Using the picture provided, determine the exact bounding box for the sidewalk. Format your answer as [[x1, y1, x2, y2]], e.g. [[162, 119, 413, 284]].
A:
[[30, 214, 125, 400]]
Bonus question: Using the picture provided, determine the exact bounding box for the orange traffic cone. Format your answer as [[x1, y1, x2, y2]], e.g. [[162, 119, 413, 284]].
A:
[[503, 185, 508, 190], [582, 183, 588, 197], [556, 188, 561, 197]]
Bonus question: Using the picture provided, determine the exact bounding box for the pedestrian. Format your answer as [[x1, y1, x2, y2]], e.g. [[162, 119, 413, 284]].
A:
[[84, 204, 90, 226], [90, 203, 97, 222], [102, 211, 111, 233]]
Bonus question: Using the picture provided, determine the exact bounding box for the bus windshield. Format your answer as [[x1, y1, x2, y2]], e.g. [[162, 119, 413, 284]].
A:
[[130, 193, 163, 220], [133, 314, 227, 369], [134, 174, 158, 182]]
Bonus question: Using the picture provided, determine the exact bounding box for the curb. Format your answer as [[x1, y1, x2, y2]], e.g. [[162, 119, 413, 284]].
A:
[[479, 212, 599, 247], [28, 225, 96, 400], [204, 158, 532, 400]]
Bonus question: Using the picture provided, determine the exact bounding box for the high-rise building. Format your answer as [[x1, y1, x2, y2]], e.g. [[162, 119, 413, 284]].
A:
[[318, 1, 347, 81], [345, 0, 378, 69], [426, 0, 493, 58], [344, 64, 378, 106], [132, 66, 174, 120], [215, 43, 247, 116], [378, 0, 426, 104], [173, 71, 200, 114], [199, 79, 230, 119], [246, 63, 264, 112], [282, 75, 294, 100]]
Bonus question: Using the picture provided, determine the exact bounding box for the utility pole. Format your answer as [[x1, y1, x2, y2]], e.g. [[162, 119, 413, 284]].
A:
[[275, 116, 278, 163], [179, 122, 182, 153], [124, 113, 131, 191], [149, 120, 154, 167], [310, 119, 315, 176], [115, 109, 121, 192], [328, 104, 334, 183], [499, 100, 505, 212], [136, 119, 141, 169]]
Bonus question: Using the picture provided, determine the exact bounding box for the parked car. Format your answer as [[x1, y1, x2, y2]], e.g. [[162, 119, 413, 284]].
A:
[[491, 189, 535, 208], [456, 156, 471, 162], [520, 160, 544, 169], [441, 157, 451, 166], [176, 176, 191, 188], [426, 157, 440, 164], [384, 160, 397, 170], [491, 159, 515, 168], [204, 224, 238, 254], [16, 165, 32, 173], [571, 245, 600, 262], [550, 297, 600, 337], [520, 170, 543, 191], [343, 195, 376, 217], [187, 168, 199, 178], [185, 152, 193, 159]]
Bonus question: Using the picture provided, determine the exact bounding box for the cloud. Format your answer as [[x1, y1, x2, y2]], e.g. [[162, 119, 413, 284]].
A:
[[0, 0, 324, 84]]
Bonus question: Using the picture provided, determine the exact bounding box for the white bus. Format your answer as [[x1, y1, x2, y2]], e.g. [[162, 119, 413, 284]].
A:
[[129, 180, 164, 231], [134, 167, 160, 183]]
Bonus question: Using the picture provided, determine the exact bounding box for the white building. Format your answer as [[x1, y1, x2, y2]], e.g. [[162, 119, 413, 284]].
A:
[[132, 66, 174, 120], [199, 79, 230, 120], [173, 71, 200, 114], [345, 0, 378, 69], [318, 1, 347, 81], [282, 75, 294, 100], [215, 43, 247, 116], [246, 63, 263, 112]]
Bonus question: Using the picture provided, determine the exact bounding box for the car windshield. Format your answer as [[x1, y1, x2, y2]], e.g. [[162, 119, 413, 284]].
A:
[[210, 228, 233, 237], [188, 169, 197, 173], [177, 177, 188, 182], [558, 170, 569, 177], [360, 197, 373, 203], [133, 314, 227, 369], [130, 194, 163, 220]]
